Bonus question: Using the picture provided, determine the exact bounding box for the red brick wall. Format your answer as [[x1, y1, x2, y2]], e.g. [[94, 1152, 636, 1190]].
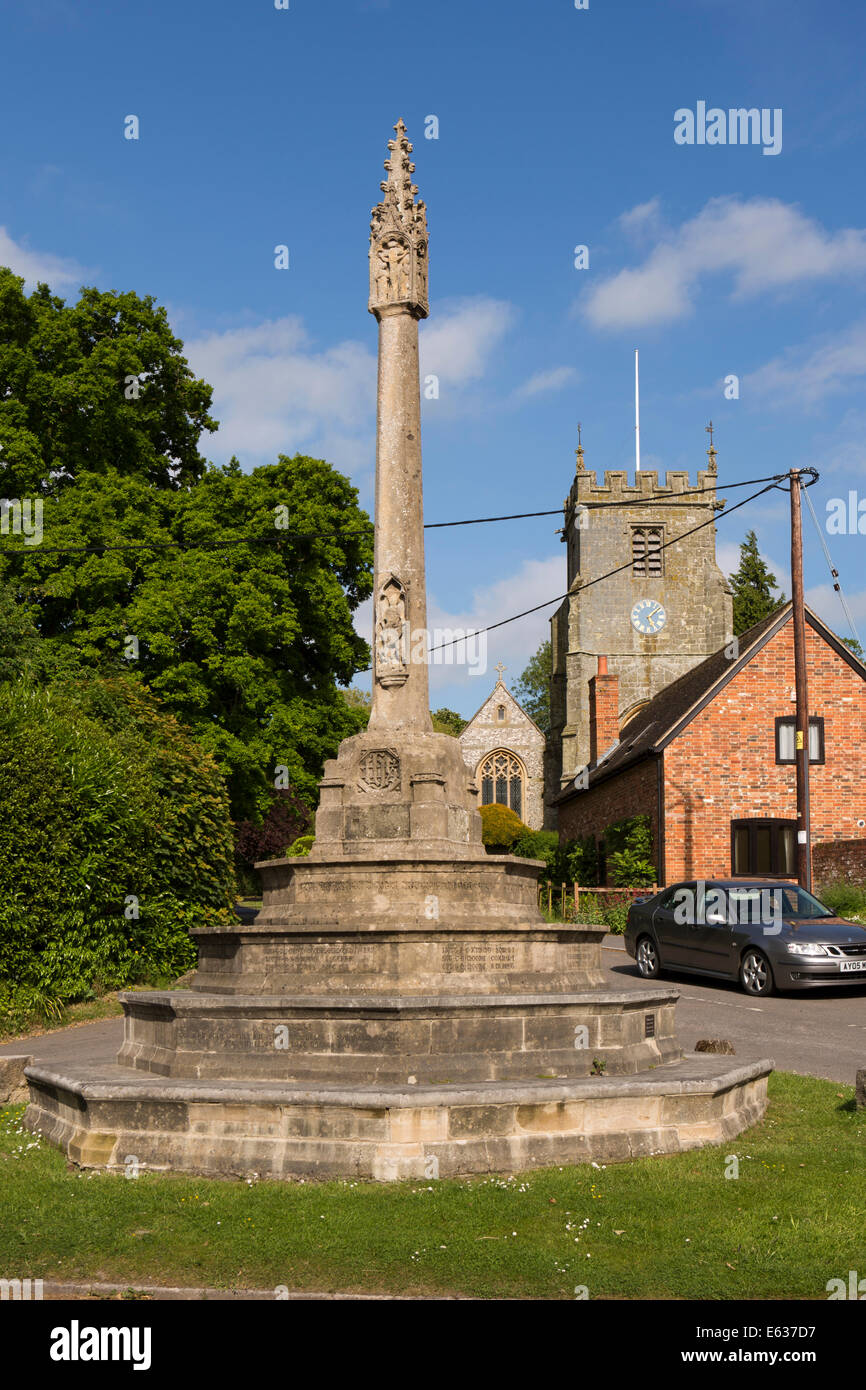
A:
[[813, 839, 866, 886], [556, 756, 659, 879], [663, 621, 866, 880]]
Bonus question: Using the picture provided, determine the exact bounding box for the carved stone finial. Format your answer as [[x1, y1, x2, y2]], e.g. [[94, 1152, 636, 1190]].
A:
[[575, 421, 586, 472], [369, 119, 429, 319], [706, 420, 718, 472]]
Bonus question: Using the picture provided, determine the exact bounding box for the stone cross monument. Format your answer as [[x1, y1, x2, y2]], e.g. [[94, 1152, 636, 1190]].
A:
[[368, 118, 431, 734], [311, 119, 481, 859], [22, 122, 771, 1183]]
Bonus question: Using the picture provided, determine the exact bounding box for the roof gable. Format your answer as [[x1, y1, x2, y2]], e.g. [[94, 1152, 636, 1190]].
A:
[[554, 603, 864, 803], [460, 683, 546, 742]]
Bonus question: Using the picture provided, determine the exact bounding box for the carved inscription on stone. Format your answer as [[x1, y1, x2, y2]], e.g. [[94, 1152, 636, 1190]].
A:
[[263, 943, 378, 973], [358, 750, 401, 792], [441, 944, 517, 973]]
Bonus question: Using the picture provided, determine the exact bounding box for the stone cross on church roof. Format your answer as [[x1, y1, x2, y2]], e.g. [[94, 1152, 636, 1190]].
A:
[[495, 662, 507, 684]]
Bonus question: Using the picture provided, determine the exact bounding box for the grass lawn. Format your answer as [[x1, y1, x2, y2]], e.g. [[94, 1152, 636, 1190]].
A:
[[1, 1072, 863, 1300]]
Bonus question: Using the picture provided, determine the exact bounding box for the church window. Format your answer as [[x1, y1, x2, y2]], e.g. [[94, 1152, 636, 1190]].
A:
[[478, 750, 525, 816], [497, 705, 505, 721], [632, 526, 663, 576]]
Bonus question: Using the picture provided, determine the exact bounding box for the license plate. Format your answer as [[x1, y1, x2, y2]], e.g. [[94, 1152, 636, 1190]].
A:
[[840, 960, 866, 972]]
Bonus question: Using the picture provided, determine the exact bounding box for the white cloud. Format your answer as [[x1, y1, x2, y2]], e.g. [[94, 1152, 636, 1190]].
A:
[[428, 557, 563, 694], [0, 225, 85, 290], [420, 297, 514, 386], [351, 556, 563, 697], [745, 321, 866, 407], [806, 583, 866, 633], [618, 197, 663, 239], [514, 365, 579, 399], [186, 298, 514, 473], [582, 197, 866, 330], [717, 539, 789, 597], [185, 316, 377, 473], [715, 540, 744, 580]]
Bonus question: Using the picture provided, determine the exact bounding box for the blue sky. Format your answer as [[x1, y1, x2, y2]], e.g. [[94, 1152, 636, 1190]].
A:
[[2, 0, 865, 713]]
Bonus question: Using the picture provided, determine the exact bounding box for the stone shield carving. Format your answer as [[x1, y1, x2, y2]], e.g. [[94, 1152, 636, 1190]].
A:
[[358, 750, 401, 793]]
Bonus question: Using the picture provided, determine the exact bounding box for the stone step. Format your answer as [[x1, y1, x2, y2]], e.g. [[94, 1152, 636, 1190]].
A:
[[23, 1054, 774, 1181]]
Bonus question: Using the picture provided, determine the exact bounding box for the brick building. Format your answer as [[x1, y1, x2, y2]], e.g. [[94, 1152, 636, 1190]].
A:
[[553, 604, 866, 885]]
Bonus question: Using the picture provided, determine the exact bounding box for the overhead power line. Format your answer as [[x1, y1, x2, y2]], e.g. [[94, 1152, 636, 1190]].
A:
[[0, 472, 789, 558], [421, 476, 786, 655], [344, 475, 788, 672], [801, 483, 861, 649]]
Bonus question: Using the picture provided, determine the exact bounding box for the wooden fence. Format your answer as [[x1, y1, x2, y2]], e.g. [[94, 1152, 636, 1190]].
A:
[[538, 882, 659, 919]]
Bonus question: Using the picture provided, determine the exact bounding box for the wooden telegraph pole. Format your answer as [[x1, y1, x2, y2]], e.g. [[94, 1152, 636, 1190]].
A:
[[789, 469, 812, 892]]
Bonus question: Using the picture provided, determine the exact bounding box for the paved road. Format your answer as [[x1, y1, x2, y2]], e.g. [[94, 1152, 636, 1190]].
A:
[[2, 943, 864, 1085], [604, 938, 866, 1085], [0, 1017, 121, 1067]]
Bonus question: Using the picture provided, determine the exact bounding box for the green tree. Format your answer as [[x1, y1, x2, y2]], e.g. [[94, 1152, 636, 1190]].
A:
[[0, 456, 374, 819], [431, 707, 467, 736], [0, 673, 237, 1012], [604, 815, 656, 887], [0, 269, 216, 495], [342, 687, 372, 729], [513, 639, 551, 733], [728, 531, 786, 635], [0, 578, 82, 684]]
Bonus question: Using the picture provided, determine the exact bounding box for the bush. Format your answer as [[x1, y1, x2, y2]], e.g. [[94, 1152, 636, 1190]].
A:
[[511, 828, 559, 862], [540, 887, 636, 935], [479, 803, 529, 853], [234, 789, 311, 894], [286, 834, 315, 857], [0, 675, 237, 1008], [604, 815, 656, 887], [815, 880, 866, 921]]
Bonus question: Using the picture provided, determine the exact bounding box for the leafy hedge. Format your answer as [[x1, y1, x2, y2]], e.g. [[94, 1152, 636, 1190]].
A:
[[479, 803, 528, 852], [815, 880, 866, 921], [0, 674, 237, 1020], [603, 815, 656, 887]]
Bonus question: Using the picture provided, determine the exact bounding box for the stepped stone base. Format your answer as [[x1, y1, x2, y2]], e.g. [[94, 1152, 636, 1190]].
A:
[[116, 987, 682, 1083], [23, 1055, 772, 1181]]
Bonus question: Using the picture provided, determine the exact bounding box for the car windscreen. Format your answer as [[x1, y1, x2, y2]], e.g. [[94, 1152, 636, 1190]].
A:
[[725, 886, 835, 921], [777, 887, 835, 919]]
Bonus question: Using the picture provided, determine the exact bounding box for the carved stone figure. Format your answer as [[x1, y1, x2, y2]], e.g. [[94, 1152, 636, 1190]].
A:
[[375, 577, 408, 684], [368, 119, 429, 318], [375, 236, 409, 304]]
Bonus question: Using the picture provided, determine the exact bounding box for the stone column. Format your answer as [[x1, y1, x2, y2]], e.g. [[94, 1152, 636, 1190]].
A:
[[368, 119, 432, 735]]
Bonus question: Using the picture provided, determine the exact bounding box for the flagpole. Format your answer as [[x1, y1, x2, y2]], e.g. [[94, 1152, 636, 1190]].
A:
[[635, 349, 641, 473]]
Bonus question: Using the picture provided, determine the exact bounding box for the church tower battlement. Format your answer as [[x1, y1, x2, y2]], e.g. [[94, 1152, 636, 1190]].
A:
[[546, 435, 733, 817]]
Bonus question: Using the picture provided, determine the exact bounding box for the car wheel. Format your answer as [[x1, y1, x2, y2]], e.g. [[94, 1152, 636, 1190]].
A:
[[636, 935, 661, 979], [739, 948, 775, 997]]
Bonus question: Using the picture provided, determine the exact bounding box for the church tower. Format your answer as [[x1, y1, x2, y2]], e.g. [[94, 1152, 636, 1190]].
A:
[[546, 431, 733, 812]]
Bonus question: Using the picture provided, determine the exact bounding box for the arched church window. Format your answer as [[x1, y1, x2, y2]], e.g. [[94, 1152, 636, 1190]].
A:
[[497, 705, 505, 721], [632, 526, 663, 576], [478, 750, 524, 818]]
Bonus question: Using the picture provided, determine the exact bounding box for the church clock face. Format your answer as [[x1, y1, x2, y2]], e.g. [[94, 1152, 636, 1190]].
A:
[[631, 598, 667, 635]]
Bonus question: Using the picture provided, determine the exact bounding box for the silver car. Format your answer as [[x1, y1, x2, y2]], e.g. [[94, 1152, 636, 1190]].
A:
[[623, 879, 866, 997]]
